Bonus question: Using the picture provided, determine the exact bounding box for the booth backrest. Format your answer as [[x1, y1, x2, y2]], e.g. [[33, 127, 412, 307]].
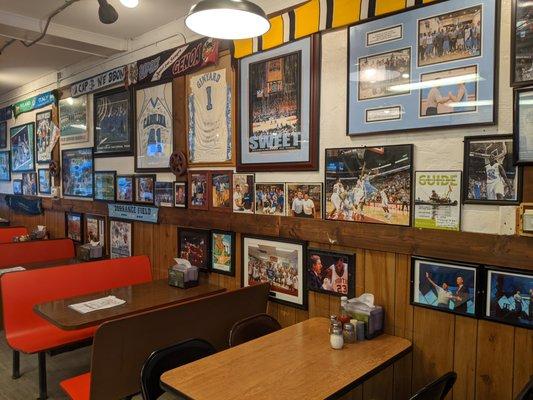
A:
[[1, 256, 152, 335], [89, 283, 270, 400], [0, 239, 75, 268], [0, 227, 29, 243]]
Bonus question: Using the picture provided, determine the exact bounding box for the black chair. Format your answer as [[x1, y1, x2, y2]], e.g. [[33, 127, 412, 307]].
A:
[[409, 372, 457, 400], [140, 338, 216, 400], [515, 377, 533, 400], [229, 313, 281, 347]]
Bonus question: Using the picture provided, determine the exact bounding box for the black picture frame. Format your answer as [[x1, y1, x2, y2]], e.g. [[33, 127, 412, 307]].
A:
[[13, 179, 23, 195], [135, 174, 156, 205], [35, 109, 53, 164], [513, 87, 533, 165], [37, 168, 51, 194], [22, 172, 37, 196], [10, 122, 35, 173], [94, 171, 117, 202], [178, 227, 211, 271], [211, 230, 236, 276], [65, 211, 83, 243], [0, 151, 10, 181], [154, 181, 174, 207], [85, 213, 107, 253], [410, 256, 482, 319], [61, 147, 94, 199], [174, 182, 188, 208], [93, 86, 134, 158], [511, 0, 533, 87], [109, 218, 133, 259], [0, 120, 7, 149], [462, 135, 522, 205], [306, 248, 355, 298], [116, 175, 135, 203]]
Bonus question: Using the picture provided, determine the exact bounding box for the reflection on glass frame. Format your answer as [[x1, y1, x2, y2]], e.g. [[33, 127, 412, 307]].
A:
[[511, 0, 533, 87], [254, 183, 286, 216], [209, 171, 232, 212], [35, 110, 53, 163], [0, 121, 6, 149], [85, 214, 106, 253], [174, 182, 187, 208], [188, 171, 209, 210], [155, 181, 174, 207], [61, 147, 94, 199], [211, 230, 235, 276], [307, 249, 355, 298], [66, 212, 83, 243], [287, 183, 323, 219], [22, 172, 37, 196], [13, 179, 22, 195], [514, 88, 533, 165], [94, 171, 116, 202], [109, 219, 133, 259], [233, 173, 254, 213], [135, 175, 155, 204], [38, 169, 51, 194], [10, 122, 35, 173], [0, 151, 10, 181], [178, 227, 211, 271], [116, 175, 134, 203], [59, 95, 89, 144]]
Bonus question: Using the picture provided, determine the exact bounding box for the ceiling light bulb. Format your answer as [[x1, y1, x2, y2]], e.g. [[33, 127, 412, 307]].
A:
[[120, 0, 139, 8]]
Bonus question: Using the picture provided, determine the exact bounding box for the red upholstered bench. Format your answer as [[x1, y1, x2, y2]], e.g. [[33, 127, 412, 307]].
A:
[[0, 226, 29, 243], [0, 238, 75, 268], [0, 255, 152, 400]]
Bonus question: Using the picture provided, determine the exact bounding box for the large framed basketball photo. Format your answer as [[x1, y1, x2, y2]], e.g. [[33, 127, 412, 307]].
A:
[[325, 145, 413, 226], [347, 0, 497, 135], [10, 122, 35, 173], [511, 0, 533, 87], [463, 135, 521, 205], [237, 35, 320, 172]]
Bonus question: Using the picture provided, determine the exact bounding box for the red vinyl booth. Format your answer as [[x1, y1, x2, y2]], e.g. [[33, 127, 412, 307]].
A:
[[0, 238, 75, 268], [0, 227, 29, 244]]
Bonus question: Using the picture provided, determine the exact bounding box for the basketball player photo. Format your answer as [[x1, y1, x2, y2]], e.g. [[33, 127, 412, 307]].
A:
[[307, 249, 355, 297]]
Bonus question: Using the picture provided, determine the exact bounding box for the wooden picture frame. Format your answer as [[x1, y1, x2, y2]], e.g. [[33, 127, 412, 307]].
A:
[[155, 181, 174, 207], [232, 173, 255, 213], [174, 182, 188, 208], [254, 182, 286, 216], [109, 219, 133, 259], [188, 171, 209, 210], [211, 230, 236, 276], [116, 175, 135, 203], [66, 212, 83, 243], [94, 171, 117, 202], [178, 227, 211, 271], [209, 170, 233, 212], [61, 147, 94, 199], [135, 174, 156, 205], [511, 0, 533, 87], [286, 182, 323, 219], [37, 168, 51, 195], [307, 249, 355, 298]]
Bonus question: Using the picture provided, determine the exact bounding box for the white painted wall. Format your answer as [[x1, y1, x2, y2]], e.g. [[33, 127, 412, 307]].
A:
[[0, 0, 518, 234]]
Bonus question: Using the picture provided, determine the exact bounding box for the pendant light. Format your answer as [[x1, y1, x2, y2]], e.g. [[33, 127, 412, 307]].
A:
[[185, 0, 270, 40], [97, 0, 119, 24]]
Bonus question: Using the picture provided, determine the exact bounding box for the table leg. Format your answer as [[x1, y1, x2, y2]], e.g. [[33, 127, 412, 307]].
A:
[[38, 352, 47, 400], [12, 350, 20, 379]]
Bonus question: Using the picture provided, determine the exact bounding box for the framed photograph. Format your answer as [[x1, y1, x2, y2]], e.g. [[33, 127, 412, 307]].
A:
[[287, 183, 322, 219], [85, 214, 106, 251], [116, 175, 134, 203], [0, 151, 10, 181], [237, 35, 320, 172], [22, 172, 37, 196], [233, 173, 254, 213], [209, 170, 232, 212], [211, 230, 235, 276], [411, 257, 480, 318], [242, 235, 307, 309], [35, 110, 53, 163], [325, 145, 413, 226], [94, 171, 116, 202], [10, 122, 35, 173], [188, 171, 209, 210], [110, 219, 133, 259], [13, 179, 22, 195], [38, 169, 51, 194], [307, 249, 355, 297], [94, 87, 133, 157], [414, 171, 461, 231], [463, 135, 521, 204], [61, 147, 94, 198], [66, 212, 83, 243], [484, 266, 532, 328], [135, 81, 174, 172], [178, 228, 211, 271], [59, 95, 89, 144], [254, 183, 286, 216], [347, 0, 497, 135], [511, 0, 533, 87], [174, 182, 187, 208], [0, 121, 6, 149], [135, 175, 155, 204], [155, 181, 174, 207], [514, 88, 533, 164]]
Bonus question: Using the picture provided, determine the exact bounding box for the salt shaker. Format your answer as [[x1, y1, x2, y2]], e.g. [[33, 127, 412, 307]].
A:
[[330, 326, 344, 350], [329, 315, 338, 333], [343, 323, 356, 343]]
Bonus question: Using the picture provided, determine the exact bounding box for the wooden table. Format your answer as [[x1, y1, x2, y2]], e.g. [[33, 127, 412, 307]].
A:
[[160, 317, 412, 400], [34, 280, 225, 330], [1, 258, 82, 272]]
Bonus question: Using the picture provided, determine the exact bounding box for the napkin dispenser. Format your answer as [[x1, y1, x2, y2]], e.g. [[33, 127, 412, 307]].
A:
[[345, 293, 384, 339], [77, 243, 103, 260], [168, 258, 199, 288]]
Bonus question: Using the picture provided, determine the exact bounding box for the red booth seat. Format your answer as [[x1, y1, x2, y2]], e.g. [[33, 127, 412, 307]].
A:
[[0, 226, 29, 244], [0, 238, 75, 268]]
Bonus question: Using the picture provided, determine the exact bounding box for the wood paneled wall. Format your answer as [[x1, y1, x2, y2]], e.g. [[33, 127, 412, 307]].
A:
[[0, 201, 531, 400]]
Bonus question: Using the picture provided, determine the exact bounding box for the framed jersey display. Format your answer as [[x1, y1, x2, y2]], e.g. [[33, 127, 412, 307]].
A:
[[307, 249, 355, 298]]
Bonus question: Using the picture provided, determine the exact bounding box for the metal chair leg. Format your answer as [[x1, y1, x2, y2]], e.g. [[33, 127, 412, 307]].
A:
[[38, 352, 47, 400], [12, 350, 20, 379]]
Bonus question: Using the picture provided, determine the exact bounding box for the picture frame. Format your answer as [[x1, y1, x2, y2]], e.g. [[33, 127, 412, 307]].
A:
[[211, 230, 235, 276], [287, 183, 323, 219], [10, 122, 35, 173], [233, 173, 254, 213], [483, 266, 532, 329], [22, 172, 37, 196], [94, 171, 116, 202], [0, 120, 7, 149], [134, 80, 174, 172], [242, 235, 307, 309], [85, 214, 106, 253], [35, 110, 53, 164], [155, 181, 174, 207], [254, 183, 286, 216], [178, 227, 211, 271], [13, 179, 22, 195], [511, 0, 533, 87], [109, 219, 133, 259], [463, 135, 521, 205], [93, 86, 133, 157], [59, 95, 89, 145], [116, 175, 134, 203], [38, 168, 51, 194], [237, 34, 320, 172], [413, 171, 462, 231], [411, 256, 481, 318], [135, 174, 156, 205], [0, 151, 10, 181], [188, 171, 209, 210], [174, 182, 188, 208], [324, 144, 413, 226], [66, 212, 83, 243], [209, 170, 232, 212], [347, 0, 498, 136], [307, 249, 355, 298], [513, 87, 533, 164], [61, 147, 94, 199]]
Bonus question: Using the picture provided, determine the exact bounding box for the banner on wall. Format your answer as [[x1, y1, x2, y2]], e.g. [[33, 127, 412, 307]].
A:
[[0, 106, 12, 122], [4, 195, 43, 215], [13, 91, 56, 118], [70, 66, 126, 97], [108, 203, 159, 224], [127, 37, 219, 86]]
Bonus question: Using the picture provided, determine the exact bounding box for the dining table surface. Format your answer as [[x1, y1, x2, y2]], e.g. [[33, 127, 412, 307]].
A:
[[160, 317, 413, 400], [34, 279, 225, 330], [1, 257, 84, 272]]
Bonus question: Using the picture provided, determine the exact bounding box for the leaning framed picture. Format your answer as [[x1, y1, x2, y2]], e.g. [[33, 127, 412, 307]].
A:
[[94, 87, 133, 157], [94, 171, 116, 202], [135, 175, 156, 204], [22, 172, 37, 196], [307, 249, 355, 298], [211, 230, 235, 276], [61, 147, 94, 198], [178, 227, 211, 271], [209, 170, 232, 212], [66, 212, 83, 243], [411, 256, 481, 318], [347, 0, 497, 135], [59, 95, 89, 145], [135, 80, 174, 172], [174, 182, 187, 208], [85, 214, 106, 252], [511, 0, 533, 87], [109, 219, 133, 259], [483, 266, 532, 329], [35, 110, 54, 164], [13, 179, 23, 195], [233, 173, 254, 213], [155, 181, 174, 207], [188, 171, 209, 210], [0, 121, 6, 149], [37, 169, 51, 194], [325, 145, 413, 226], [287, 183, 323, 219], [10, 122, 35, 173], [0, 151, 10, 181], [514, 88, 533, 164], [463, 135, 521, 205], [237, 35, 320, 172], [242, 235, 307, 309], [116, 175, 134, 203]]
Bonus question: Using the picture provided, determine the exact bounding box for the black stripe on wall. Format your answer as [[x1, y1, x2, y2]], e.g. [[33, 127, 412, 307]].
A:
[[288, 10, 296, 41], [368, 0, 377, 17], [326, 0, 334, 29]]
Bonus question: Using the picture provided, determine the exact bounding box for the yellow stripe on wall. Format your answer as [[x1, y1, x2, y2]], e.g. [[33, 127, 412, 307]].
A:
[[375, 0, 407, 16], [332, 0, 363, 28], [233, 38, 253, 59], [294, 0, 320, 39], [262, 15, 284, 50]]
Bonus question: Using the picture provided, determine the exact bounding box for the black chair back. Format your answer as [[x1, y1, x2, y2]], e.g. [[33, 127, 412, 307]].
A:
[[229, 313, 281, 347], [409, 372, 457, 400], [140, 338, 216, 400], [515, 377, 533, 400]]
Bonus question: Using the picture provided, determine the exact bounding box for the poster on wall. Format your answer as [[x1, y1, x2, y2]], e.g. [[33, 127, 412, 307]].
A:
[[347, 0, 497, 135], [22, 172, 37, 196], [66, 212, 83, 242], [514, 88, 533, 164], [0, 121, 7, 149], [10, 122, 35, 173], [110, 219, 132, 259], [511, 0, 533, 87], [211, 230, 235, 276], [135, 81, 173, 171], [0, 151, 10, 181], [414, 171, 461, 231], [85, 214, 106, 249], [35, 110, 53, 163], [59, 96, 89, 144], [38, 168, 51, 194], [307, 249, 355, 298], [178, 228, 211, 271], [61, 147, 94, 198]]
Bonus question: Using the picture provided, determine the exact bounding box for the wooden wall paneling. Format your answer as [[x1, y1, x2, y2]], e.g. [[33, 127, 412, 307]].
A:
[[355, 249, 365, 297], [172, 76, 187, 154], [277, 304, 297, 328], [152, 223, 177, 280], [512, 327, 533, 397], [267, 301, 279, 321], [475, 320, 515, 400], [133, 222, 155, 274], [45, 210, 66, 239], [452, 316, 478, 400], [522, 167, 533, 202], [362, 365, 394, 400]]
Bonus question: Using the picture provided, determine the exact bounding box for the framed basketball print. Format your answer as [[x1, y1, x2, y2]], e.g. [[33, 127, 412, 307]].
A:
[[59, 95, 89, 144], [116, 175, 134, 203], [22, 172, 37, 196], [514, 88, 533, 164], [307, 249, 355, 298], [237, 35, 320, 172], [287, 183, 322, 219], [174, 182, 188, 208], [511, 0, 533, 87], [135, 175, 155, 205], [233, 173, 254, 213], [347, 0, 497, 135], [35, 110, 53, 163], [38, 169, 51, 194], [155, 181, 174, 207], [0, 151, 10, 181], [211, 230, 235, 276], [85, 214, 106, 251], [94, 171, 116, 202], [13, 179, 23, 195], [209, 170, 232, 212], [61, 148, 94, 199], [110, 219, 133, 259], [188, 171, 209, 210], [66, 212, 83, 243], [0, 121, 6, 149], [10, 122, 35, 173]]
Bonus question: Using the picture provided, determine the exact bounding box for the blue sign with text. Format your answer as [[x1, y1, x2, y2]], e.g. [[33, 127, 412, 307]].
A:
[[108, 203, 159, 224]]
